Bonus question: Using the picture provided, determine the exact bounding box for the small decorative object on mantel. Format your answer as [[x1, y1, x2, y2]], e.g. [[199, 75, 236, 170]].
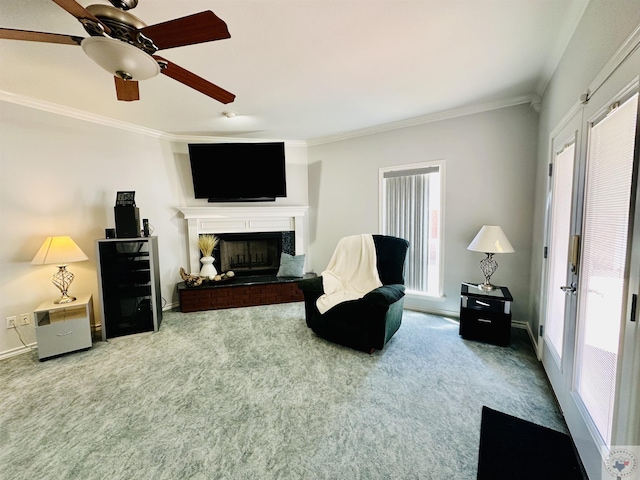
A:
[[180, 267, 203, 287], [198, 234, 219, 280]]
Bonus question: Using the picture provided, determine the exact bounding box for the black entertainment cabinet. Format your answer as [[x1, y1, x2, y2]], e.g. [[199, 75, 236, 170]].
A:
[[96, 237, 162, 340]]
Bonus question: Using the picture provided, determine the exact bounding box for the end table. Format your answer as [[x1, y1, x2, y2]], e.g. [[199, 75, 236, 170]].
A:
[[459, 283, 513, 346], [34, 293, 94, 360]]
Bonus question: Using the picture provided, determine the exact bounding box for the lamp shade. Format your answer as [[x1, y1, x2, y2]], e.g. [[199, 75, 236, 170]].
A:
[[31, 236, 89, 265], [467, 226, 514, 254]]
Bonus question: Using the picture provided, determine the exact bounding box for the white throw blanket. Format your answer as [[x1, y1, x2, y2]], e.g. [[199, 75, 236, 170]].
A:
[[316, 234, 382, 314]]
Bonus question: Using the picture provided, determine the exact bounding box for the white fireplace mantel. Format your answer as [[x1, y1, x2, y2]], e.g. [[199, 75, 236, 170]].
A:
[[178, 206, 309, 274]]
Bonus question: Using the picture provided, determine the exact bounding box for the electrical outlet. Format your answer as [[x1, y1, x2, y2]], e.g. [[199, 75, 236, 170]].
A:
[[6, 316, 16, 329], [19, 313, 30, 326]]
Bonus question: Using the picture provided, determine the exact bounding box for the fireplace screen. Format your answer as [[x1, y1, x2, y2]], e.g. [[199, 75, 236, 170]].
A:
[[217, 234, 282, 275]]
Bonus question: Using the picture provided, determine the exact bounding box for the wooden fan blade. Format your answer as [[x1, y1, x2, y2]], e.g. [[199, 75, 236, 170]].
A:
[[52, 0, 111, 34], [0, 28, 83, 45], [140, 11, 230, 51], [154, 56, 235, 104], [114, 76, 140, 101]]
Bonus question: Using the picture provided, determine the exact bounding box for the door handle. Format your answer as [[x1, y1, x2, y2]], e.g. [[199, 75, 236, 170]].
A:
[[560, 282, 577, 295], [569, 235, 580, 274]]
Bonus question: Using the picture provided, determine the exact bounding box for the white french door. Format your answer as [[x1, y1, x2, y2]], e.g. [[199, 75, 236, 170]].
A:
[[541, 112, 581, 412], [574, 91, 638, 449], [541, 78, 640, 479]]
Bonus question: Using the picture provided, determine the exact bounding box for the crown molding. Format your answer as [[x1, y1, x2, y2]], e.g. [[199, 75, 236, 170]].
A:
[[0, 90, 169, 139], [171, 134, 307, 147], [0, 91, 307, 146], [1, 90, 535, 148], [306, 95, 534, 146]]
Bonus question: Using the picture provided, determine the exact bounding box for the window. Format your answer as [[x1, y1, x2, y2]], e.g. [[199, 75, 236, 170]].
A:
[[379, 160, 444, 297]]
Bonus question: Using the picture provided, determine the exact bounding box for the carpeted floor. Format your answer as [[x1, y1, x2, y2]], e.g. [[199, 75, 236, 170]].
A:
[[0, 304, 566, 479]]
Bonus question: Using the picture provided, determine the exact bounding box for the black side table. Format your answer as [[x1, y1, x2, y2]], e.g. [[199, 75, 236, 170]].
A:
[[459, 283, 513, 346]]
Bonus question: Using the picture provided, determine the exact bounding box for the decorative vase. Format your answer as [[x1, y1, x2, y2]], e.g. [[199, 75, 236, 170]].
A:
[[199, 256, 217, 280]]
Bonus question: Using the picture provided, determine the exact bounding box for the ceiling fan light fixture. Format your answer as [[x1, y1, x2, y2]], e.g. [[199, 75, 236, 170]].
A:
[[81, 36, 159, 81]]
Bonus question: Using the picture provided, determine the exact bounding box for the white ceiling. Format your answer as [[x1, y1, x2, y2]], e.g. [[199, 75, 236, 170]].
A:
[[0, 0, 588, 142]]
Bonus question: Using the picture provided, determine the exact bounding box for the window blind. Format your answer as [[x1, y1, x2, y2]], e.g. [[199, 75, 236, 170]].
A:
[[575, 92, 638, 445], [545, 142, 576, 361], [385, 173, 429, 291]]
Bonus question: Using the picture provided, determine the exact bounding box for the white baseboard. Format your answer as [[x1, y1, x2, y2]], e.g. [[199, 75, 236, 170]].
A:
[[404, 307, 539, 352], [404, 304, 459, 319], [0, 343, 37, 361], [523, 322, 540, 359]]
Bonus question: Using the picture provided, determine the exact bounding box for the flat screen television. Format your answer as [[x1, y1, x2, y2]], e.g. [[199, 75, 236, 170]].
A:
[[188, 142, 287, 202]]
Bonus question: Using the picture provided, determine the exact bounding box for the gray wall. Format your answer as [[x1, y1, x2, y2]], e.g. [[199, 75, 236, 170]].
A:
[[529, 0, 640, 345], [307, 104, 539, 321], [0, 103, 308, 356]]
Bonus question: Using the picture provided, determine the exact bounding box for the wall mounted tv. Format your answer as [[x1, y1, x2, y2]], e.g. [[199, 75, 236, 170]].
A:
[[188, 142, 287, 202]]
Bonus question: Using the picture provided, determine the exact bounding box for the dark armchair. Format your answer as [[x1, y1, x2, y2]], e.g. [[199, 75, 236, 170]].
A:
[[298, 235, 409, 353]]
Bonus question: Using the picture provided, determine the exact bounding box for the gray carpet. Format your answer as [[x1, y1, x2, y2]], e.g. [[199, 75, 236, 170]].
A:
[[0, 303, 565, 479]]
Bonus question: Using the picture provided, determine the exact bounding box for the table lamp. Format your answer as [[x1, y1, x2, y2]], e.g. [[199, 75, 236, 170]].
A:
[[31, 236, 89, 304], [467, 225, 514, 292]]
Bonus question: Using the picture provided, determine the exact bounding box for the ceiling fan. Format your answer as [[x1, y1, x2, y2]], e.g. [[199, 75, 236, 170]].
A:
[[0, 0, 235, 103]]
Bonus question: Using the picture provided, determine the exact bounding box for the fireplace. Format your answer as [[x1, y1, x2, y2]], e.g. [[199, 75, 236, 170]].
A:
[[178, 206, 311, 312], [179, 206, 309, 275]]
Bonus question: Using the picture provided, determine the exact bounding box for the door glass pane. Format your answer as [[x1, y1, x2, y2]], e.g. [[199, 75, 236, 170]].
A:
[[545, 142, 576, 361], [575, 92, 638, 445]]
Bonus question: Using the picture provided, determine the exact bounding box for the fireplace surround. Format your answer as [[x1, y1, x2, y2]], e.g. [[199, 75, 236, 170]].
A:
[[178, 206, 309, 275]]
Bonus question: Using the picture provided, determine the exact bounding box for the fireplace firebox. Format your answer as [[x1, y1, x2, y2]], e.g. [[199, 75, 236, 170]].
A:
[[204, 231, 295, 277]]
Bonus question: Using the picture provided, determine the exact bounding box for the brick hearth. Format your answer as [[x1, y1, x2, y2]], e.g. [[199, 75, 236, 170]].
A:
[[178, 274, 315, 312]]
